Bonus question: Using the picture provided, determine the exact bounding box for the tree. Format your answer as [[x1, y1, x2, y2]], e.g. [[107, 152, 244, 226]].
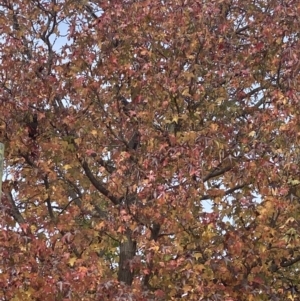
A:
[[0, 0, 299, 300]]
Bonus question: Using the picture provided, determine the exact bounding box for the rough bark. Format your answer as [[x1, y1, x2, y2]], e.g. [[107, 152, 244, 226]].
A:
[[118, 230, 136, 285]]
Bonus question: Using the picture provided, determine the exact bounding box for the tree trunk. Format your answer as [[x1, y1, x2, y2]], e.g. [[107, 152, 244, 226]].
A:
[[118, 230, 136, 285]]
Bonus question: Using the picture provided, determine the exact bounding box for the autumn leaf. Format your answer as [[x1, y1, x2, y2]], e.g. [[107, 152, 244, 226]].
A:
[[0, 1, 299, 300]]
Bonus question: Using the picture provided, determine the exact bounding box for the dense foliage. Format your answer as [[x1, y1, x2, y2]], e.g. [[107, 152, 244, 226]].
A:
[[0, 0, 300, 300]]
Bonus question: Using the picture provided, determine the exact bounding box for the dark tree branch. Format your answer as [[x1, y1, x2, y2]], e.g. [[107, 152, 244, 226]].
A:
[[203, 165, 233, 182], [78, 156, 121, 205], [200, 183, 247, 201], [235, 25, 250, 34], [43, 175, 55, 221], [281, 256, 300, 268], [84, 4, 99, 20], [3, 189, 25, 225]]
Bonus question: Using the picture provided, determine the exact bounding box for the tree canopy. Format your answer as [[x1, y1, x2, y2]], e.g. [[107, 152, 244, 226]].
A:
[[0, 0, 300, 300]]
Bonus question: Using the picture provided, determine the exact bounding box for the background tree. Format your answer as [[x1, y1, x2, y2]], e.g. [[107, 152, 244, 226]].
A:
[[0, 0, 299, 300]]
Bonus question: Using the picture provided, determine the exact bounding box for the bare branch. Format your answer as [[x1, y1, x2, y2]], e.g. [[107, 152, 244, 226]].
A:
[[78, 156, 121, 205], [203, 165, 233, 182], [3, 189, 25, 225], [200, 183, 247, 201], [44, 175, 55, 221]]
